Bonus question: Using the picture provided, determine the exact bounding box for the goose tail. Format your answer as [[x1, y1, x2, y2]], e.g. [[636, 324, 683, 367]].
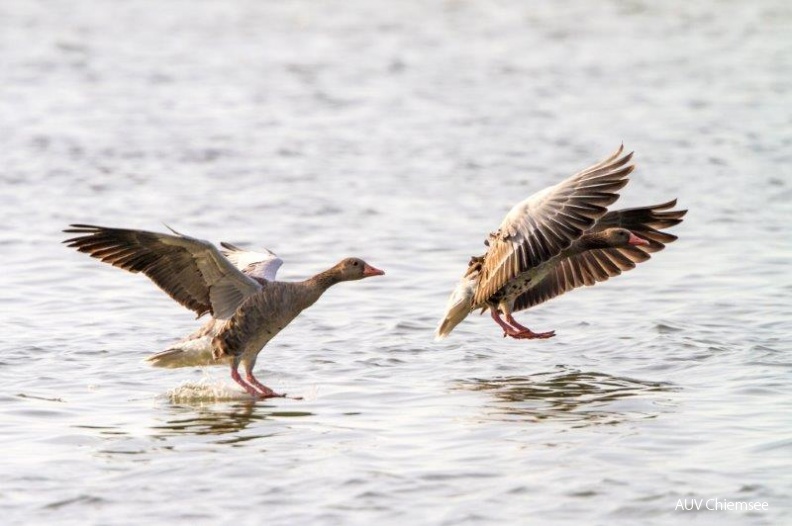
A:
[[146, 337, 218, 368], [435, 277, 476, 340]]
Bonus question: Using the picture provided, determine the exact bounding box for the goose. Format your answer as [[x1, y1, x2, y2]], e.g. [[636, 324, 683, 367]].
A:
[[63, 225, 384, 399], [436, 145, 686, 340]]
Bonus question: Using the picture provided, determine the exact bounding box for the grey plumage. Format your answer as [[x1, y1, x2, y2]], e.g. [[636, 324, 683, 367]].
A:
[[64, 225, 384, 398]]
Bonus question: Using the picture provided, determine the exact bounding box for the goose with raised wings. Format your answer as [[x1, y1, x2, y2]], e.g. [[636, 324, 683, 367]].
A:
[[436, 145, 686, 340], [64, 225, 384, 398]]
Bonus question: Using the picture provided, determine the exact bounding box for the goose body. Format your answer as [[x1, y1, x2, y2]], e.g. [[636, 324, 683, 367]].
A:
[[146, 280, 321, 369], [64, 225, 384, 398], [437, 145, 686, 339]]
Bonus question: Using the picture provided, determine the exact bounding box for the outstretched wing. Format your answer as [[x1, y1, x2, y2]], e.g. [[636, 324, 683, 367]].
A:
[[474, 145, 634, 306], [220, 242, 283, 282], [512, 200, 686, 311], [63, 224, 261, 319]]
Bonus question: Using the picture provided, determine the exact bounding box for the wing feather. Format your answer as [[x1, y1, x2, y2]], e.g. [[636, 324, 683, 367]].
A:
[[63, 224, 261, 318], [220, 242, 283, 282], [511, 200, 686, 311], [474, 145, 634, 305]]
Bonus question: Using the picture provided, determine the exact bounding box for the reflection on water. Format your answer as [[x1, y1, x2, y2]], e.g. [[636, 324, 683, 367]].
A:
[[150, 379, 313, 439], [153, 402, 265, 437], [152, 400, 313, 439], [157, 380, 266, 437], [458, 366, 678, 426]]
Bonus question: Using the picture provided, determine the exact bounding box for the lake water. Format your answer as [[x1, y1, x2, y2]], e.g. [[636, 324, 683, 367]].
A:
[[1, 1, 790, 525]]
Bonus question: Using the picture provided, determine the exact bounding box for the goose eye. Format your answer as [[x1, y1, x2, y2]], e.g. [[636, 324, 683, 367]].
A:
[[353, 261, 359, 266]]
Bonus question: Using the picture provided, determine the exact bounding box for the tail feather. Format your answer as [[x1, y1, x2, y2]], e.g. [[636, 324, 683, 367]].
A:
[[146, 337, 221, 368], [435, 277, 476, 340], [146, 348, 189, 368]]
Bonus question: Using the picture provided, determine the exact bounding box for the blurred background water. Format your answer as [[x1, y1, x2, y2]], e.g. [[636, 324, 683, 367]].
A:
[[1, 1, 790, 525]]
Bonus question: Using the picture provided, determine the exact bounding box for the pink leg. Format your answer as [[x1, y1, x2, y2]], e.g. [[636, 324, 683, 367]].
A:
[[245, 372, 287, 399], [489, 308, 555, 340], [505, 313, 555, 339], [227, 358, 285, 400], [244, 361, 302, 400], [230, 367, 265, 398], [491, 308, 516, 335]]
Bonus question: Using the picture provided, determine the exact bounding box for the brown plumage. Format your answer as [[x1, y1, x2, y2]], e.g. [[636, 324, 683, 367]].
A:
[[63, 224, 260, 319], [512, 201, 685, 312], [64, 225, 384, 399], [436, 145, 686, 340]]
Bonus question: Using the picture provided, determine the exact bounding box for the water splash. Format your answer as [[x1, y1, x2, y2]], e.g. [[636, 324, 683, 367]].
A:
[[163, 374, 250, 405]]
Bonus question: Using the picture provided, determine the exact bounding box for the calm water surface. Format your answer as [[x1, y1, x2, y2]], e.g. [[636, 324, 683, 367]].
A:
[[1, 1, 790, 525]]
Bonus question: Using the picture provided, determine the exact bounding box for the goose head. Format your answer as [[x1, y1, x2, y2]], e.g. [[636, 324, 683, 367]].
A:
[[580, 228, 650, 250], [334, 258, 385, 281], [604, 228, 650, 247]]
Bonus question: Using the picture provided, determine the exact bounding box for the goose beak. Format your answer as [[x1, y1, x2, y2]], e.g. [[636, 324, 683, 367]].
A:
[[628, 233, 650, 246], [362, 264, 385, 277]]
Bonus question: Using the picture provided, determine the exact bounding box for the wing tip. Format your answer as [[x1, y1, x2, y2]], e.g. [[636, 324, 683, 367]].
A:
[[162, 223, 184, 237], [219, 241, 239, 252], [62, 223, 102, 235]]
